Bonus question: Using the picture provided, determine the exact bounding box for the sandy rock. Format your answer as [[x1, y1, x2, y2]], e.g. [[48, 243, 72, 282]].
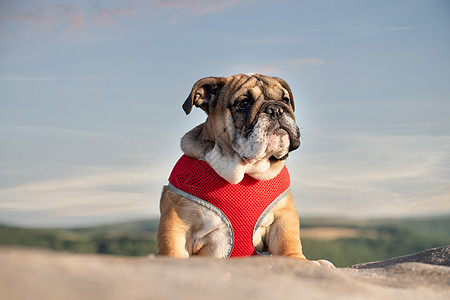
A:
[[1, 246, 449, 300], [349, 245, 450, 269]]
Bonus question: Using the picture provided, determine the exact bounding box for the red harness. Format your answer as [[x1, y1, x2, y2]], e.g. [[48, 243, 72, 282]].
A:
[[168, 155, 291, 258]]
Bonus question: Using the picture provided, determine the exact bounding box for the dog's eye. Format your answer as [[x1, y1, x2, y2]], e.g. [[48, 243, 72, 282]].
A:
[[282, 97, 290, 105], [237, 100, 251, 110]]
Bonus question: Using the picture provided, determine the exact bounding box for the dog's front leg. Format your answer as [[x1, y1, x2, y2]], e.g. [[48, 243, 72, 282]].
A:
[[266, 192, 336, 268], [157, 187, 191, 257], [266, 192, 307, 260]]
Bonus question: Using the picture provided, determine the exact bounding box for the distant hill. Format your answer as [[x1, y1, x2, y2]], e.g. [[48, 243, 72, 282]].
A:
[[0, 220, 159, 256], [69, 219, 160, 234], [1, 216, 449, 267], [299, 216, 450, 266]]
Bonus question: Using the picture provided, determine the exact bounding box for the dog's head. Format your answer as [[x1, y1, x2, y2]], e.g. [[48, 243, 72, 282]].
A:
[[182, 74, 300, 184]]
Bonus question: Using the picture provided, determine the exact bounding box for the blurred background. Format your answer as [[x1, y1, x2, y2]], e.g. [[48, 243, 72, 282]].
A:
[[1, 0, 449, 266]]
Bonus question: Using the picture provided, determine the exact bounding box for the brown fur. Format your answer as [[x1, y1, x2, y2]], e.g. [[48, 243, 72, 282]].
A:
[[157, 74, 334, 267]]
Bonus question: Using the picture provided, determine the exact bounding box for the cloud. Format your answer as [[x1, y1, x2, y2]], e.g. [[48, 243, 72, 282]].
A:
[[399, 185, 450, 217], [0, 75, 106, 82], [256, 64, 277, 74], [0, 2, 138, 33], [156, 0, 240, 15], [68, 13, 88, 31], [387, 26, 413, 32], [0, 125, 176, 227], [95, 8, 138, 27], [0, 165, 164, 227], [234, 57, 325, 75], [0, 4, 72, 29], [288, 58, 325, 67], [1, 0, 249, 33], [289, 129, 450, 218]]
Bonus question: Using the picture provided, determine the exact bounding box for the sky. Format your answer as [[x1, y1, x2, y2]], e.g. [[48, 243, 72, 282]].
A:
[[0, 0, 449, 228]]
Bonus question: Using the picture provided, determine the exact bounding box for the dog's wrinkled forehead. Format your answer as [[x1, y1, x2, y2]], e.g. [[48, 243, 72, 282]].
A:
[[182, 73, 295, 116], [227, 74, 290, 101]]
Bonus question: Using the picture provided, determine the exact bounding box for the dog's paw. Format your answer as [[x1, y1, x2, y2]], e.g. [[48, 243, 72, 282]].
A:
[[310, 259, 335, 268]]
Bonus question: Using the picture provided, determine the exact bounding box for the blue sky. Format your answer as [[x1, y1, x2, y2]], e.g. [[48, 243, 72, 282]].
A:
[[1, 0, 449, 227]]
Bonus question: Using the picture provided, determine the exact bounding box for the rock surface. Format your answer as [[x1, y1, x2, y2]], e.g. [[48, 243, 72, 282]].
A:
[[349, 245, 450, 269], [1, 246, 449, 300]]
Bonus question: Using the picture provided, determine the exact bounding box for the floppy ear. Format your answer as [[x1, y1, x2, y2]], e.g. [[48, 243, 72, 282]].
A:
[[182, 77, 227, 115], [273, 77, 295, 111]]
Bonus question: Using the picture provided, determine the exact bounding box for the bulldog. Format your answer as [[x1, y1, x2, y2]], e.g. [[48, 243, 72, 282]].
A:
[[157, 73, 333, 267]]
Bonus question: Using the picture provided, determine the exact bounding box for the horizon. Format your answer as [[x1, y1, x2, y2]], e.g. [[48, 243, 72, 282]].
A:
[[1, 0, 449, 227], [2, 213, 450, 230]]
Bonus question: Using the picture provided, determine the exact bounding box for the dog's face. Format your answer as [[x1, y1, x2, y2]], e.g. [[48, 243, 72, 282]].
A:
[[182, 74, 301, 183], [228, 75, 300, 164]]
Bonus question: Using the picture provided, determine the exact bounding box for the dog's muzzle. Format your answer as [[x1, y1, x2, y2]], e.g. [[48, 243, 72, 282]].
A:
[[261, 102, 301, 152], [265, 104, 285, 119]]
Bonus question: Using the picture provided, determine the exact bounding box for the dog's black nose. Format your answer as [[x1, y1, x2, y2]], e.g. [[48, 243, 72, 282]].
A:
[[265, 105, 284, 118]]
